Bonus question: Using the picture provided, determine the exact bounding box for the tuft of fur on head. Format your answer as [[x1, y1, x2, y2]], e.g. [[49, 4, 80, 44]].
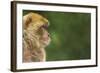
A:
[[23, 12, 51, 62]]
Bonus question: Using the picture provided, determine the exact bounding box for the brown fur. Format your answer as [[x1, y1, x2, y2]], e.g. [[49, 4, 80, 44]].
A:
[[23, 12, 51, 62]]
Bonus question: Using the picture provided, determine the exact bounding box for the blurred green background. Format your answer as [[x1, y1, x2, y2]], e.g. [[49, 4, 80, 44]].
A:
[[23, 10, 91, 61]]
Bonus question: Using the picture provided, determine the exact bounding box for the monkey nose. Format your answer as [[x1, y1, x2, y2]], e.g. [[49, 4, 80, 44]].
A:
[[48, 33, 50, 37]]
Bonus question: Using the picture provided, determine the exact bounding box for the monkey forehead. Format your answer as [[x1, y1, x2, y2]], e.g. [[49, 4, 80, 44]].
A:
[[28, 12, 49, 25]]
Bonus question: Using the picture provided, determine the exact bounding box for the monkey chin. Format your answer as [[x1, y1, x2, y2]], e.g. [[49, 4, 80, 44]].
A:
[[40, 38, 51, 48]]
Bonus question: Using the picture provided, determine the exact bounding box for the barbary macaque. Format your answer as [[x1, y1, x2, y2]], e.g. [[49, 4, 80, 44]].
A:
[[23, 12, 51, 62]]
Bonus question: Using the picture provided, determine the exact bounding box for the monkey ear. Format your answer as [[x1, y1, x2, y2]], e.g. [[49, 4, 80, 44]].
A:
[[23, 14, 32, 29]]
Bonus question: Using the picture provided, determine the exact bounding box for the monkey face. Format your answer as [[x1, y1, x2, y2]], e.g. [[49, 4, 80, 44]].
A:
[[38, 26, 51, 48]]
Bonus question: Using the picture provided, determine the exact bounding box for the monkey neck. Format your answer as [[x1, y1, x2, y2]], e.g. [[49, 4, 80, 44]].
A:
[[31, 47, 46, 62], [23, 29, 46, 62], [37, 48, 46, 61]]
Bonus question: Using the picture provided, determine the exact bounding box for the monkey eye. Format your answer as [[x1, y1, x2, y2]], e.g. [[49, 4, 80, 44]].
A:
[[41, 25, 48, 30]]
